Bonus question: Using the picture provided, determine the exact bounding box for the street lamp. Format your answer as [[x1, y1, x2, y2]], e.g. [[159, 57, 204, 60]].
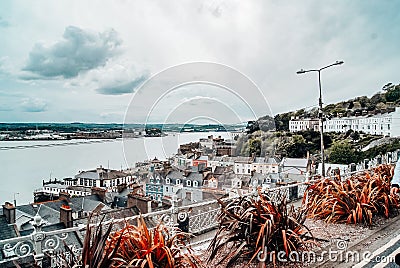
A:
[[296, 60, 344, 177]]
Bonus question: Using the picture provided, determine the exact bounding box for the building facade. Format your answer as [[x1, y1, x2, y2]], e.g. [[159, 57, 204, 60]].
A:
[[289, 107, 400, 137], [289, 118, 320, 132]]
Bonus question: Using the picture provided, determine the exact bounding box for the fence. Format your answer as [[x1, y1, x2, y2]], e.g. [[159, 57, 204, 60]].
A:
[[0, 169, 373, 267]]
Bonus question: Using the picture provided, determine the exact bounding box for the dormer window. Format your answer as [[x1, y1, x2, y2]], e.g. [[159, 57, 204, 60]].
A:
[[186, 180, 191, 187], [176, 179, 181, 185], [166, 178, 171, 184], [193, 181, 198, 187]]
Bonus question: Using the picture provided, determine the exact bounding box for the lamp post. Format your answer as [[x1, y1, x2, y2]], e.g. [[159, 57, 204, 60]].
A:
[[296, 60, 344, 177], [13, 192, 19, 207]]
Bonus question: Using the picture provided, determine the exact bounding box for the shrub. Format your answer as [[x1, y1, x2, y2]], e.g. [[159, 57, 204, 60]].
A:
[[106, 216, 201, 268], [304, 165, 400, 226], [60, 215, 200, 268], [207, 190, 313, 267]]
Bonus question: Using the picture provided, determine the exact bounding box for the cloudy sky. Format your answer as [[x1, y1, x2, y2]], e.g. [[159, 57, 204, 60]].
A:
[[0, 0, 399, 124]]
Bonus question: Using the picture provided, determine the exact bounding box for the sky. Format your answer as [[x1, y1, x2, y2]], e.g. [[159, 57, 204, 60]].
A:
[[0, 0, 399, 124]]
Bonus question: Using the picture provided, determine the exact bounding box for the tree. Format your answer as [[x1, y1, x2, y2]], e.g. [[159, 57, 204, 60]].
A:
[[249, 138, 262, 157], [385, 84, 400, 102], [328, 141, 358, 164], [274, 113, 291, 131]]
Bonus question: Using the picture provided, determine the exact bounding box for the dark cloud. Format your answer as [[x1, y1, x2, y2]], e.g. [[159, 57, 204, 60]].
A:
[[22, 26, 121, 79], [21, 98, 48, 112], [96, 75, 148, 95]]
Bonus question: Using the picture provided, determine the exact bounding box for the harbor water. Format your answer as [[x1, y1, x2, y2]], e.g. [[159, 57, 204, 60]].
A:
[[0, 132, 232, 205]]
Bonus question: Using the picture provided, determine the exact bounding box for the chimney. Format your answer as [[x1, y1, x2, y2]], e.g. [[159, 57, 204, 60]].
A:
[[59, 191, 71, 204], [127, 193, 152, 214], [60, 204, 73, 228], [91, 187, 106, 202], [2, 202, 16, 224]]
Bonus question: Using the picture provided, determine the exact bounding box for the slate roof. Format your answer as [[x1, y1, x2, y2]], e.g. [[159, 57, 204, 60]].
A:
[[234, 157, 253, 163], [17, 204, 38, 216], [166, 170, 184, 180], [0, 215, 17, 240], [281, 158, 308, 168], [75, 168, 129, 180], [254, 157, 281, 164], [185, 172, 203, 182]]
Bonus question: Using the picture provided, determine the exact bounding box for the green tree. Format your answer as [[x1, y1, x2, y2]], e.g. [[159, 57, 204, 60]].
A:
[[249, 138, 261, 156], [385, 85, 400, 102], [328, 141, 358, 164]]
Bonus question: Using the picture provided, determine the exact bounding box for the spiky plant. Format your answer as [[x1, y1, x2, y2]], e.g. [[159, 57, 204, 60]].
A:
[[304, 164, 400, 226], [207, 189, 313, 267], [106, 216, 202, 268], [58, 216, 122, 268]]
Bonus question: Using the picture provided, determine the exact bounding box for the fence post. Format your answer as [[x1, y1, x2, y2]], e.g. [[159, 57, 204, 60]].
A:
[[32, 214, 45, 267], [170, 194, 179, 234]]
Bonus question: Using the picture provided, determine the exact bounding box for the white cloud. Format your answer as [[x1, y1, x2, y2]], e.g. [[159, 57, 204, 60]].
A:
[[0, 0, 399, 122], [21, 97, 48, 112]]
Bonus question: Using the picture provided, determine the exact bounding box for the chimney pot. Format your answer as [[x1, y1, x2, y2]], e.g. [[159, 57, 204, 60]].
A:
[[2, 202, 16, 224]]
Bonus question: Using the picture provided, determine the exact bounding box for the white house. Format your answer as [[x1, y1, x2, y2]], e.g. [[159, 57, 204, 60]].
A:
[[234, 157, 280, 175], [324, 107, 400, 137], [289, 107, 400, 137], [289, 118, 320, 132]]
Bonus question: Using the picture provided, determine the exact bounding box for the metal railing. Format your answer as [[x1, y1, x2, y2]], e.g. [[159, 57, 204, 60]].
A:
[[0, 169, 375, 267]]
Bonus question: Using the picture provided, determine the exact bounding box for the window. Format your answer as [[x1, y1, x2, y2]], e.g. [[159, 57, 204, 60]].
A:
[[166, 186, 169, 192], [176, 179, 181, 185], [150, 178, 154, 183], [166, 178, 170, 184], [186, 180, 191, 187], [193, 181, 198, 187], [209, 181, 216, 188]]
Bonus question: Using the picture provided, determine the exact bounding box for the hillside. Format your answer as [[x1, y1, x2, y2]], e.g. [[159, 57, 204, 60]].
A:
[[236, 83, 400, 165], [273, 82, 400, 131]]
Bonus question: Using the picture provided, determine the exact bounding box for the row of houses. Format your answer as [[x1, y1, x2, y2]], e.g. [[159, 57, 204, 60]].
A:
[[34, 166, 135, 202], [289, 107, 400, 137], [143, 153, 311, 203]]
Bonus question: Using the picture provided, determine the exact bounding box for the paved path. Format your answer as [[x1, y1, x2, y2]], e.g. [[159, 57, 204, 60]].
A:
[[321, 214, 400, 268]]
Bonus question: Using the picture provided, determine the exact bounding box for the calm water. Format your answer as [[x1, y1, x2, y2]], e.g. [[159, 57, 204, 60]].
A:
[[0, 132, 232, 205]]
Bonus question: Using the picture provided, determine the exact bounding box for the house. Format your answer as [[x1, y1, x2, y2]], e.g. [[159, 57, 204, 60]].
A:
[[234, 156, 281, 175], [73, 166, 134, 190], [163, 170, 184, 198], [192, 155, 208, 168], [280, 157, 310, 181], [0, 202, 83, 267], [234, 156, 254, 175], [289, 118, 320, 132], [291, 107, 400, 137], [145, 171, 165, 201], [35, 166, 135, 201]]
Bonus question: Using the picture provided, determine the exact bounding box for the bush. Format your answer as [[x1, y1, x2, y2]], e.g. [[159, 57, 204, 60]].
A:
[[207, 190, 313, 266], [304, 165, 400, 226]]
